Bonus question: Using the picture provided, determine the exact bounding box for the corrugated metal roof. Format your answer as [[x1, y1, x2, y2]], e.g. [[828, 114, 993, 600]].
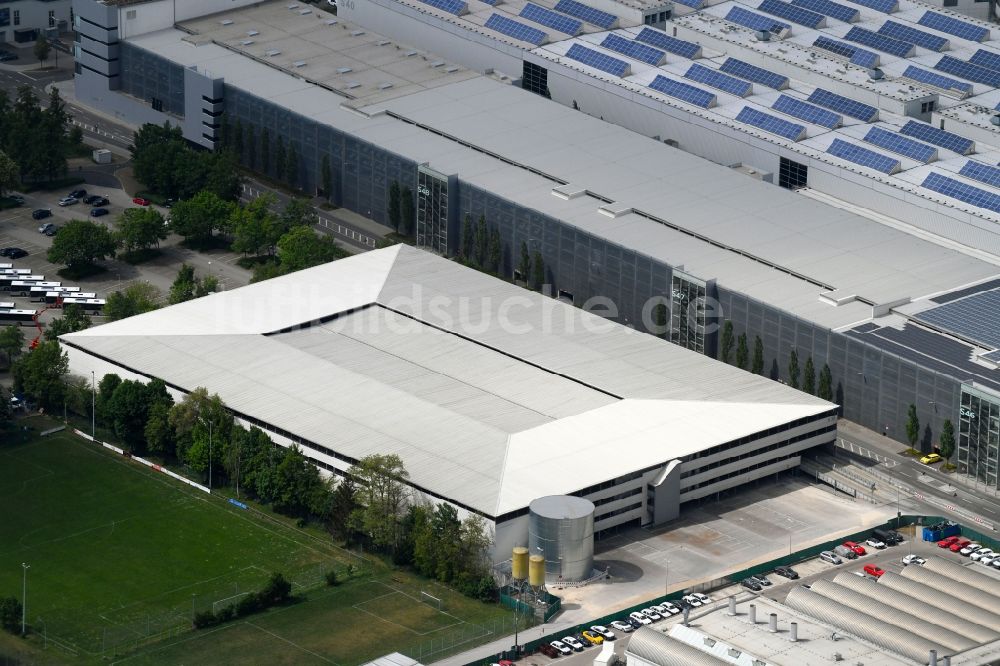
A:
[[626, 627, 728, 666], [923, 556, 1000, 600], [879, 570, 1000, 633], [902, 563, 1000, 617]]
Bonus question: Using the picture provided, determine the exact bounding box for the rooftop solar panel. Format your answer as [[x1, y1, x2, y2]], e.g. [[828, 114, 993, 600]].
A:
[[807, 88, 878, 121], [792, 0, 858, 23], [877, 20, 949, 51], [600, 34, 665, 65], [520, 3, 582, 35], [725, 6, 791, 33], [863, 126, 937, 162], [922, 171, 1000, 213], [758, 0, 825, 28], [899, 120, 974, 154], [772, 94, 841, 128], [843, 0, 896, 12], [554, 0, 617, 29], [915, 289, 1000, 348], [634, 28, 702, 59], [719, 58, 789, 88], [684, 63, 753, 96], [673, 0, 704, 7], [484, 14, 547, 45], [827, 138, 901, 173], [415, 0, 468, 15], [918, 11, 989, 42], [649, 75, 717, 108], [813, 36, 879, 68], [934, 55, 1000, 87], [565, 43, 630, 76], [968, 49, 1000, 72], [736, 106, 807, 140], [843, 26, 914, 57], [959, 161, 1000, 189], [982, 349, 1000, 363], [902, 65, 972, 95]]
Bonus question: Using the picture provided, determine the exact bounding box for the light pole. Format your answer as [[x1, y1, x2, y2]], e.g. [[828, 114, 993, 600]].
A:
[[21, 563, 29, 636], [90, 370, 95, 438], [208, 419, 213, 491]]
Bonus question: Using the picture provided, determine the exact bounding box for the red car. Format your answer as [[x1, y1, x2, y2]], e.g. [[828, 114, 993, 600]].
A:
[[132, 196, 151, 206], [938, 535, 961, 548], [538, 644, 561, 658], [844, 541, 866, 556], [951, 539, 972, 553], [863, 564, 885, 577]]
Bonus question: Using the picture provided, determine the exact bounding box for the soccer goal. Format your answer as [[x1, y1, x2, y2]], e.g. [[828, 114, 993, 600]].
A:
[[420, 591, 443, 611], [213, 591, 254, 614]]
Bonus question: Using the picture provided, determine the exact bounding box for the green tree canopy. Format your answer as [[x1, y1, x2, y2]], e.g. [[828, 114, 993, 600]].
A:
[[906, 404, 920, 448], [349, 453, 410, 552], [107, 378, 173, 452], [34, 39, 51, 67], [46, 219, 118, 270], [116, 207, 167, 253], [231, 194, 279, 257], [788, 349, 800, 389], [0, 324, 25, 368], [43, 303, 92, 341], [0, 150, 19, 196], [940, 419, 956, 462], [818, 363, 833, 402], [169, 190, 234, 248], [735, 333, 748, 370], [11, 340, 68, 409], [276, 226, 346, 273], [803, 357, 816, 395], [104, 282, 161, 321], [751, 336, 764, 375], [720, 321, 734, 364]]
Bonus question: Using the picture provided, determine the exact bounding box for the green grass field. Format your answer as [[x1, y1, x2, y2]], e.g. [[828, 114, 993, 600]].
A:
[[0, 420, 514, 664]]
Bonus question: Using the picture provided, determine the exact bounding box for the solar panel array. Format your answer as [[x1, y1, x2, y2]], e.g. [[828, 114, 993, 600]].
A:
[[969, 49, 1000, 72], [719, 58, 789, 88], [520, 3, 582, 35], [808, 88, 878, 121], [982, 349, 1000, 363], [484, 14, 547, 44], [649, 75, 717, 108], [863, 126, 937, 162], [813, 36, 879, 68], [792, 0, 858, 23], [772, 94, 841, 128], [554, 0, 617, 29], [566, 43, 630, 76], [877, 20, 949, 51], [935, 55, 1000, 87], [725, 6, 791, 33], [685, 63, 753, 96], [843, 0, 896, 11], [758, 0, 825, 28], [599, 34, 665, 65], [914, 289, 1000, 349], [959, 161, 1000, 189], [416, 0, 468, 14], [827, 138, 901, 173], [918, 11, 989, 42], [922, 172, 1000, 213], [899, 120, 974, 154], [902, 66, 972, 94], [672, 0, 704, 7], [635, 28, 702, 59], [843, 26, 914, 57], [736, 106, 806, 140]]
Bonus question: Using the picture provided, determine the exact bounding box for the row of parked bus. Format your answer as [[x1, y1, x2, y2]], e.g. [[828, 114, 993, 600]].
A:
[[0, 264, 105, 325]]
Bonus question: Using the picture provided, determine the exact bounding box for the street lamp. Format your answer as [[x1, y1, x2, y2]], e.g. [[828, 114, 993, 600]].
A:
[[21, 563, 29, 636], [90, 370, 95, 438]]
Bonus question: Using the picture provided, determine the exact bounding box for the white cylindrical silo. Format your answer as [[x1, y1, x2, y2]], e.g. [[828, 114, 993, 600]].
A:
[[528, 495, 594, 581]]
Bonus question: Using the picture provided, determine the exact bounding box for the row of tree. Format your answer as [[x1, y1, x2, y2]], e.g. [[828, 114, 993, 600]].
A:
[[456, 214, 546, 291], [193, 573, 292, 629], [131, 123, 240, 202], [221, 119, 313, 192], [0, 86, 80, 186]]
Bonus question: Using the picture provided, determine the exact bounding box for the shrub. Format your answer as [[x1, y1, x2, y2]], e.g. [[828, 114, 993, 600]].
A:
[[192, 610, 218, 629], [216, 604, 236, 623], [236, 594, 261, 618], [260, 572, 292, 605], [325, 570, 339, 587]]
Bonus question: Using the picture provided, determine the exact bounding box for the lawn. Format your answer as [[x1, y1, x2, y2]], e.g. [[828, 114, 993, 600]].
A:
[[0, 420, 515, 663]]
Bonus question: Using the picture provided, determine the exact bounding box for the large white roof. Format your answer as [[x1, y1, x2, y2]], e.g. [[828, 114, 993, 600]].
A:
[[64, 246, 833, 516]]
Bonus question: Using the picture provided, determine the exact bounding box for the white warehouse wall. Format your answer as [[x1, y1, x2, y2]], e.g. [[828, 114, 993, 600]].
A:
[[114, 0, 263, 39]]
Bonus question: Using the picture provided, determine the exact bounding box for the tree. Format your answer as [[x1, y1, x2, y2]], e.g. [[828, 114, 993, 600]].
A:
[[652, 301, 667, 336], [47, 219, 117, 270], [803, 357, 816, 395], [327, 476, 358, 542], [170, 190, 234, 248], [39, 88, 69, 181], [0, 150, 19, 197], [735, 333, 748, 370], [531, 252, 545, 291], [104, 282, 161, 321], [275, 137, 286, 183], [906, 404, 920, 449], [388, 182, 402, 233], [43, 303, 91, 341], [751, 335, 764, 375], [11, 340, 68, 409], [145, 401, 175, 457], [202, 150, 242, 202], [277, 226, 346, 272], [107, 378, 172, 452], [246, 125, 257, 170], [488, 229, 501, 274], [231, 193, 279, 257], [940, 419, 956, 463], [720, 321, 734, 364], [116, 207, 167, 254], [6, 87, 45, 182], [0, 325, 25, 368], [0, 596, 22, 634], [349, 454, 410, 552], [818, 363, 833, 401], [788, 349, 800, 389], [517, 242, 530, 282], [168, 263, 197, 305], [97, 373, 121, 424], [285, 144, 298, 187], [34, 38, 51, 69], [261, 128, 271, 174], [131, 122, 184, 195], [400, 186, 414, 237], [171, 389, 232, 478], [474, 215, 488, 267], [460, 214, 474, 261], [272, 446, 331, 519], [321, 155, 332, 199], [278, 197, 317, 232]]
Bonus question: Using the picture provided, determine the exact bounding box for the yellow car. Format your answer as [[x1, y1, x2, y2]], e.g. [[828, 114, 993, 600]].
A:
[[581, 630, 604, 645], [920, 452, 942, 465]]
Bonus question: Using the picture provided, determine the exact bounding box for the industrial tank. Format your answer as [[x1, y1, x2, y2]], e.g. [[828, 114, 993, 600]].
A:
[[528, 495, 595, 581], [511, 547, 529, 581], [528, 554, 546, 587]]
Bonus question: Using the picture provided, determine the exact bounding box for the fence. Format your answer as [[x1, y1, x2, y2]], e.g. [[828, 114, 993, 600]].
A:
[[73, 428, 211, 493]]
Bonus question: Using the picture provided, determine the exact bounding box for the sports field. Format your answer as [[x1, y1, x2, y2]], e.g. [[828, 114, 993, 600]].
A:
[[0, 421, 514, 663]]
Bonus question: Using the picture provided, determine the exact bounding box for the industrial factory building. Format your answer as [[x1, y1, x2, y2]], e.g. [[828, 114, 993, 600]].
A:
[[60, 246, 837, 574]]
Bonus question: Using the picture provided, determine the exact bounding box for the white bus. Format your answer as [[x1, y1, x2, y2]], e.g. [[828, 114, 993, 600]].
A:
[[0, 263, 11, 269], [30, 286, 80, 301], [61, 297, 106, 313], [45, 291, 95, 304], [0, 268, 31, 275], [0, 302, 14, 309], [10, 280, 59, 296], [0, 309, 37, 325], [0, 275, 43, 289]]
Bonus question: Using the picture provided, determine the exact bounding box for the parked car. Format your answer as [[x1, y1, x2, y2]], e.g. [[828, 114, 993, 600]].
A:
[[691, 592, 711, 605], [902, 554, 926, 566], [0, 50, 19, 62], [863, 564, 885, 577], [972, 548, 995, 562], [873, 528, 902, 545], [6, 195, 24, 205], [32, 208, 52, 220], [589, 625, 615, 640], [132, 196, 151, 206], [920, 452, 943, 465], [750, 574, 772, 587], [539, 643, 561, 658], [660, 602, 681, 615], [580, 630, 604, 645], [68, 189, 87, 200], [44, 225, 58, 237], [741, 578, 763, 591], [629, 611, 652, 626], [57, 196, 77, 207], [820, 550, 843, 565], [610, 620, 633, 633], [0, 248, 27, 259], [951, 539, 972, 553], [641, 608, 662, 621], [961, 543, 982, 556], [561, 636, 584, 651], [844, 541, 867, 556], [938, 535, 961, 548], [37, 222, 55, 234], [834, 545, 858, 560], [865, 538, 886, 550], [549, 640, 572, 656], [993, 559, 1000, 570], [90, 207, 109, 217], [774, 565, 799, 579], [651, 604, 675, 616], [981, 553, 999, 566]]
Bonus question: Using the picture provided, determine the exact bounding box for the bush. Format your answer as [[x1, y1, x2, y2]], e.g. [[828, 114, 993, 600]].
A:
[[216, 604, 236, 623], [235, 594, 261, 618], [325, 570, 339, 587], [0, 596, 22, 633], [192, 610, 218, 629], [260, 572, 292, 605]]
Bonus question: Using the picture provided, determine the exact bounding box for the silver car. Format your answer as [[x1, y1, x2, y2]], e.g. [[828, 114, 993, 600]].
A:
[[820, 550, 843, 565]]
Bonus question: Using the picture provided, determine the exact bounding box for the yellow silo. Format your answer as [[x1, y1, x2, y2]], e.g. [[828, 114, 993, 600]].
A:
[[512, 547, 529, 580], [528, 554, 545, 587]]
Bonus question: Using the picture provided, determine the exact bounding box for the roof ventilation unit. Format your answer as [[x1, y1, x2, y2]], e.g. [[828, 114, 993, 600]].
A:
[[287, 3, 299, 8], [293, 60, 307, 68], [378, 82, 394, 90], [326, 19, 338, 24], [755, 30, 770, 41], [430, 60, 445, 67], [378, 40, 391, 46], [246, 29, 259, 36], [337, 66, 353, 73], [220, 19, 234, 25], [992, 115, 1000, 126], [445, 65, 460, 73], [868, 67, 884, 80], [240, 39, 254, 45], [405, 50, 418, 56], [299, 8, 312, 14], [265, 49, 281, 57], [346, 82, 362, 89], [350, 30, 365, 36]]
